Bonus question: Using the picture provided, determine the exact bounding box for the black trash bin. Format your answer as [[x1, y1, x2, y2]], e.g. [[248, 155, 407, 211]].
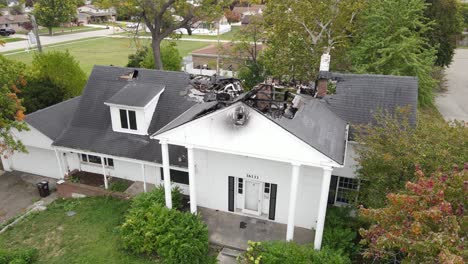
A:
[[36, 181, 50, 197]]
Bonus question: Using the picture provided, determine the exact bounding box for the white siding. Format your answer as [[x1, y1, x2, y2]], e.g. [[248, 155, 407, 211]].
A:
[[194, 149, 324, 229], [9, 146, 60, 178], [332, 142, 359, 179]]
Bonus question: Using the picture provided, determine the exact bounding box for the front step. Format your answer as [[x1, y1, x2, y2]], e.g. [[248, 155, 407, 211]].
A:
[[217, 247, 244, 264]]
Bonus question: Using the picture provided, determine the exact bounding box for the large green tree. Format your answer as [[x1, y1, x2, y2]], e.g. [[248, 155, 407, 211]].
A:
[[22, 51, 86, 113], [96, 0, 228, 70], [33, 0, 76, 35], [354, 109, 468, 208], [351, 0, 437, 107], [127, 42, 182, 72], [0, 56, 28, 157], [262, 0, 366, 81], [424, 0, 463, 67]]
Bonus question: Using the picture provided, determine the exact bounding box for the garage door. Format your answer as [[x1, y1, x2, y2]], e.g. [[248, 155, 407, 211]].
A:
[[11, 146, 60, 179]]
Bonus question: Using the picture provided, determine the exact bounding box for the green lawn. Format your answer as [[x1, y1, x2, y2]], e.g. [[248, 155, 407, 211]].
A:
[[0, 37, 23, 43], [0, 197, 155, 264], [118, 26, 241, 41], [3, 37, 211, 75], [37, 26, 106, 36]]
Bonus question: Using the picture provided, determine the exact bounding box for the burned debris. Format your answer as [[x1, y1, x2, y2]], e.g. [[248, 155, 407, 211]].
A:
[[186, 74, 322, 121], [187, 75, 243, 103]]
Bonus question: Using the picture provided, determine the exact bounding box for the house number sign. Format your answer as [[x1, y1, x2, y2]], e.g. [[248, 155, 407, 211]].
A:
[[246, 174, 259, 180]]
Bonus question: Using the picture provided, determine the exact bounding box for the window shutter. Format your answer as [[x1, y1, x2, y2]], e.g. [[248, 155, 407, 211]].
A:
[[268, 184, 277, 220], [228, 176, 235, 212]]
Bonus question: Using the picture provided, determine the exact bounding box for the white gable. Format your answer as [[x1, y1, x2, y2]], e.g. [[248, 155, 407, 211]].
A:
[[154, 103, 340, 168]]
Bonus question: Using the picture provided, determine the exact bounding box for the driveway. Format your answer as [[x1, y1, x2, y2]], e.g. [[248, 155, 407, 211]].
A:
[[436, 49, 468, 122], [0, 171, 57, 225]]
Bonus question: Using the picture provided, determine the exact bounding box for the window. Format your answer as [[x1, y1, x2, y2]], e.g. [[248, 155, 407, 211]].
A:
[[80, 154, 114, 168], [238, 178, 243, 194], [128, 110, 137, 130], [104, 158, 114, 167], [336, 177, 359, 204], [120, 109, 128, 129], [264, 183, 270, 194], [119, 109, 137, 130], [160, 169, 189, 185]]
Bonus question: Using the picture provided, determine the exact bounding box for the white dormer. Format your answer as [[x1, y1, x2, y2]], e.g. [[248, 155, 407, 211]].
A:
[[104, 79, 165, 135]]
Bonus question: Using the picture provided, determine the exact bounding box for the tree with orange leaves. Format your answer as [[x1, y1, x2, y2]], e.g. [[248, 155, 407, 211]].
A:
[[359, 164, 467, 263], [0, 55, 29, 157]]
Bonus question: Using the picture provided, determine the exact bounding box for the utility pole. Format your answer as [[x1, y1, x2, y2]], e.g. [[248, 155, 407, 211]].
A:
[[30, 15, 43, 52], [216, 20, 220, 75]]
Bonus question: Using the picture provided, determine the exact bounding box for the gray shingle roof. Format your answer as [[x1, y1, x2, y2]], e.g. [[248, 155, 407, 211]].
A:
[[322, 72, 418, 137], [52, 66, 196, 167], [25, 96, 81, 140], [106, 82, 165, 107], [258, 97, 348, 165]]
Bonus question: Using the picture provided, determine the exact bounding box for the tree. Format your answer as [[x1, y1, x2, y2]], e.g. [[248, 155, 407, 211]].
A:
[[351, 0, 438, 107], [224, 8, 240, 24], [22, 51, 86, 113], [0, 55, 28, 157], [424, 0, 463, 67], [227, 15, 266, 88], [96, 0, 228, 70], [127, 42, 182, 71], [9, 4, 24, 15], [461, 3, 468, 29], [262, 0, 366, 81], [359, 165, 466, 263], [33, 0, 76, 35], [354, 108, 468, 208]]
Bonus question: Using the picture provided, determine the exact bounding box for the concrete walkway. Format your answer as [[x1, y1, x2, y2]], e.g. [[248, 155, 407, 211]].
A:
[[199, 207, 314, 250], [436, 49, 468, 122], [0, 171, 57, 224]]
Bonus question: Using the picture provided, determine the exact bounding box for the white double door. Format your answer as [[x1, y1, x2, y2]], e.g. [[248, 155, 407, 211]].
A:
[[243, 180, 263, 216]]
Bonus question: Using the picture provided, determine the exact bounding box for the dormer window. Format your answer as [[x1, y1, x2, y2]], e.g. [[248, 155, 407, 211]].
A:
[[119, 109, 137, 130]]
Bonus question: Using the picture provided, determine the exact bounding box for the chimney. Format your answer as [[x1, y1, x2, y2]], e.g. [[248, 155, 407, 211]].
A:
[[316, 53, 331, 98]]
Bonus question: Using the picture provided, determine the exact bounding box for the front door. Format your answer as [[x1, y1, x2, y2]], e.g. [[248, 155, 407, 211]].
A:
[[243, 180, 261, 215]]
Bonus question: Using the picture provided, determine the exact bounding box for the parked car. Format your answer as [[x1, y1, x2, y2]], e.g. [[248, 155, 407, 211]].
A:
[[0, 28, 16, 36]]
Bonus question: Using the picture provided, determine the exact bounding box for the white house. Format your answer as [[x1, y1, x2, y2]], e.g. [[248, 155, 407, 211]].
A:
[[1, 65, 418, 250]]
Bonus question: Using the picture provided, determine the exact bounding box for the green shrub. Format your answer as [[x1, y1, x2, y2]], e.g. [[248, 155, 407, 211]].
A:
[[322, 206, 361, 259], [242, 241, 350, 264], [120, 187, 210, 264], [131, 185, 183, 210], [0, 248, 38, 264], [109, 180, 130, 192]]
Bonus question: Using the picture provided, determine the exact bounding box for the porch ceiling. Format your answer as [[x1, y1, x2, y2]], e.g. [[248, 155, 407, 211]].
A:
[[199, 206, 314, 250]]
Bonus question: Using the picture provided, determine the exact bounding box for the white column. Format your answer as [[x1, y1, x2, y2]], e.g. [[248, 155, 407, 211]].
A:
[[161, 140, 172, 209], [101, 156, 108, 190], [54, 149, 64, 179], [141, 163, 147, 193], [286, 163, 301, 241], [187, 146, 197, 214], [314, 166, 333, 250]]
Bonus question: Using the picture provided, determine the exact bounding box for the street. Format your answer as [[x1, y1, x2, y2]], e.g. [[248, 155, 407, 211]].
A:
[[436, 49, 468, 122]]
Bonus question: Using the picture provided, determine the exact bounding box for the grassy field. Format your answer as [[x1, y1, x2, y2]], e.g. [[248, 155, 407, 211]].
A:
[[3, 37, 211, 75], [118, 26, 241, 41], [0, 197, 155, 264], [0, 37, 23, 43], [38, 26, 106, 36]]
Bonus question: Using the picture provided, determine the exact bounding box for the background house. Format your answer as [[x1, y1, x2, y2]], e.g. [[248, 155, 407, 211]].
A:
[[77, 4, 116, 24], [0, 14, 29, 30]]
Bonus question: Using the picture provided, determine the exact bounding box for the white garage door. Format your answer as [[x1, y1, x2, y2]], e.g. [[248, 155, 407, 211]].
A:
[[11, 146, 60, 179]]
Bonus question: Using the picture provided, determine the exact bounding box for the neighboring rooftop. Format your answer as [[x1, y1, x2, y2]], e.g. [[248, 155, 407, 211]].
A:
[[0, 14, 29, 25]]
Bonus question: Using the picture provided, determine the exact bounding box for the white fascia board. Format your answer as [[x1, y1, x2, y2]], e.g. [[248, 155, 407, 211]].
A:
[[103, 102, 144, 111], [52, 146, 188, 172], [153, 102, 343, 168]]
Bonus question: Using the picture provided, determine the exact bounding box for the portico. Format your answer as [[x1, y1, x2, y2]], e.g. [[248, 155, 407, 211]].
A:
[[152, 102, 347, 250]]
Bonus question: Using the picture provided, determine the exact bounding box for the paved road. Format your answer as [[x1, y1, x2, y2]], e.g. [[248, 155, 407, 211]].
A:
[[436, 49, 468, 122], [0, 26, 117, 53]]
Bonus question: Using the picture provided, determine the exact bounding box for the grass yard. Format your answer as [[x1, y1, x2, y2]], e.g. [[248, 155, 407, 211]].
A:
[[3, 37, 211, 75], [118, 26, 241, 41], [0, 197, 155, 264], [0, 36, 23, 43], [37, 26, 106, 36]]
